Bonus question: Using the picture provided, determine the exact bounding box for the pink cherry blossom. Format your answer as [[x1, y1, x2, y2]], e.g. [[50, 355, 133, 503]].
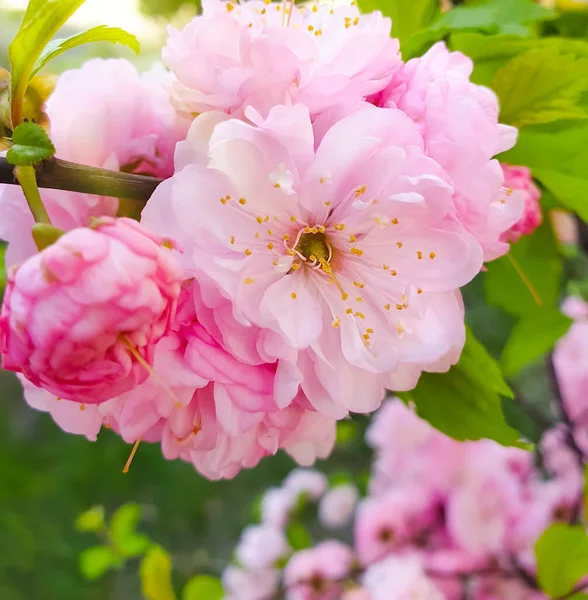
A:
[[362, 555, 444, 600], [554, 297, 588, 430], [284, 468, 328, 500], [19, 282, 336, 479], [0, 58, 188, 267], [284, 540, 355, 600], [318, 484, 359, 529], [261, 486, 300, 528], [222, 565, 280, 600], [500, 165, 542, 243], [0, 217, 183, 404], [374, 42, 523, 261], [354, 485, 441, 565], [143, 102, 484, 417], [163, 0, 400, 119], [236, 524, 290, 570]]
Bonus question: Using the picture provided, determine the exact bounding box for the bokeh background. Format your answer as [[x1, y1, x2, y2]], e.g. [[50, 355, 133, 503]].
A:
[[0, 1, 558, 598]]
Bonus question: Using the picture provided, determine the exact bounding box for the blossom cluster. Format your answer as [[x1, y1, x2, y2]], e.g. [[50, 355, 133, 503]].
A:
[[223, 397, 584, 599], [0, 0, 540, 478]]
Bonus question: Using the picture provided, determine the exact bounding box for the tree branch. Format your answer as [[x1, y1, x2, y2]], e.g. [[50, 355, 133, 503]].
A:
[[0, 156, 163, 202]]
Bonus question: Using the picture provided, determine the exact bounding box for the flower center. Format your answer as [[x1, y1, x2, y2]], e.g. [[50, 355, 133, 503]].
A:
[[295, 230, 332, 267]]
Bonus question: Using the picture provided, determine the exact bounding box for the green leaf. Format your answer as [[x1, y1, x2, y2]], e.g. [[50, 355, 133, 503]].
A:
[[536, 523, 588, 597], [493, 49, 588, 128], [32, 25, 140, 77], [484, 221, 562, 317], [328, 471, 354, 488], [285, 522, 312, 551], [79, 545, 121, 581], [501, 308, 573, 376], [75, 505, 105, 533], [398, 327, 522, 446], [109, 503, 150, 558], [335, 420, 357, 445], [432, 0, 553, 34], [182, 575, 223, 600], [140, 546, 177, 600], [357, 0, 439, 44], [500, 120, 588, 224], [6, 122, 55, 166], [450, 33, 588, 86], [9, 0, 87, 125]]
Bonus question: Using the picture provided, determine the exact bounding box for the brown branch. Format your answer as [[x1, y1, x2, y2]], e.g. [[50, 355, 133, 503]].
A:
[[0, 156, 163, 202]]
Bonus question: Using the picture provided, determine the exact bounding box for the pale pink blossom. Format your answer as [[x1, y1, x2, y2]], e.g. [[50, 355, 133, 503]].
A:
[[354, 485, 441, 565], [143, 102, 484, 417], [284, 540, 355, 600], [222, 565, 280, 600], [163, 0, 400, 119], [341, 589, 372, 600], [500, 165, 542, 243], [0, 58, 188, 267], [554, 297, 588, 430], [236, 525, 290, 570], [375, 42, 523, 261], [19, 283, 336, 479], [0, 218, 183, 404], [284, 469, 328, 500], [318, 484, 359, 529], [362, 555, 444, 600], [261, 487, 299, 528], [445, 447, 527, 559]]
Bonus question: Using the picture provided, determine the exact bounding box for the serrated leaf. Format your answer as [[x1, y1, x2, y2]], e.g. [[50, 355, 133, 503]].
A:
[[501, 309, 573, 376], [450, 33, 588, 86], [431, 0, 553, 34], [182, 575, 223, 600], [484, 221, 562, 317], [140, 546, 177, 600], [493, 49, 588, 128], [398, 327, 521, 446], [9, 0, 87, 125], [6, 122, 55, 166], [79, 545, 121, 581], [285, 522, 312, 551], [75, 505, 105, 533], [32, 25, 140, 77], [109, 503, 149, 557], [357, 0, 439, 44], [536, 524, 588, 597], [500, 121, 588, 224]]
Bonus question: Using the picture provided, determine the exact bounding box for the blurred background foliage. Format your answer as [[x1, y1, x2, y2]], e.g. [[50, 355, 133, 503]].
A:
[[0, 0, 587, 598]]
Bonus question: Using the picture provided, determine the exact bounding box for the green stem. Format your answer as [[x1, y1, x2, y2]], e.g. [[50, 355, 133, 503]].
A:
[[14, 164, 51, 224]]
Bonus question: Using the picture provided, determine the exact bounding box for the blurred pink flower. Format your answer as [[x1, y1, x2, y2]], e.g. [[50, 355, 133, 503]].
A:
[[318, 484, 359, 529], [0, 58, 189, 267], [554, 297, 588, 430], [144, 102, 483, 417], [284, 468, 328, 500], [284, 540, 355, 600], [223, 565, 280, 600], [355, 485, 440, 565], [0, 218, 183, 404], [362, 555, 444, 600], [236, 524, 290, 570], [375, 42, 523, 261], [163, 0, 400, 119], [500, 165, 542, 243]]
